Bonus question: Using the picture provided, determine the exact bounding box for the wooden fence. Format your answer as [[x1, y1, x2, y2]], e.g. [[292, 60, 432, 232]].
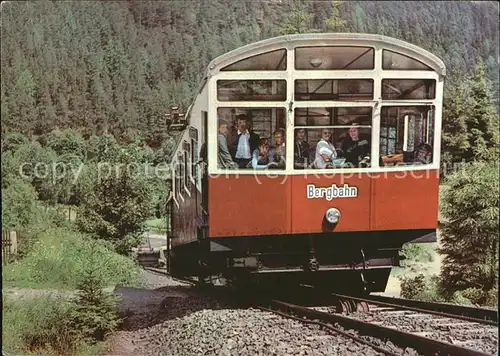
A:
[[2, 230, 18, 265]]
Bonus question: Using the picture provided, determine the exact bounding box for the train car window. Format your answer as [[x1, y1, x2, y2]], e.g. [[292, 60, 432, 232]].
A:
[[216, 107, 287, 170], [221, 49, 287, 71], [183, 140, 191, 191], [295, 79, 373, 101], [190, 127, 199, 187], [295, 46, 374, 70], [178, 152, 185, 194], [294, 107, 372, 169], [184, 151, 190, 190], [175, 160, 181, 200], [217, 80, 286, 101], [382, 50, 433, 71], [382, 79, 436, 100], [379, 106, 435, 167]]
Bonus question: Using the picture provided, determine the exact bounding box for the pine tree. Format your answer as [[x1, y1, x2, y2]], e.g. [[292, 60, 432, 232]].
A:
[[441, 83, 470, 170], [464, 60, 499, 161], [325, 1, 347, 32], [439, 160, 499, 306], [279, 1, 315, 35]]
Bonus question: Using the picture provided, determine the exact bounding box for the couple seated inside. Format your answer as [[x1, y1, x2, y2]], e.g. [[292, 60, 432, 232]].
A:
[[217, 114, 286, 169], [294, 125, 371, 169], [252, 129, 286, 169]]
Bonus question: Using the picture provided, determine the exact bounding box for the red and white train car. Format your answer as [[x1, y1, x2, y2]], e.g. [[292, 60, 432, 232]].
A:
[[168, 33, 445, 293]]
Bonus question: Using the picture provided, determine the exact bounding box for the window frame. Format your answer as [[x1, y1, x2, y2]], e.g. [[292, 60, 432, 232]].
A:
[[381, 78, 436, 100], [183, 140, 191, 192], [294, 46, 375, 70], [214, 106, 288, 171], [293, 106, 374, 170], [217, 79, 287, 102], [379, 105, 436, 167], [294, 78, 374, 101], [221, 49, 287, 71], [382, 49, 433, 71], [190, 127, 199, 187]]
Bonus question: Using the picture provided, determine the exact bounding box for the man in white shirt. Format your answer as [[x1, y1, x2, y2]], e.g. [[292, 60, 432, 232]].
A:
[[229, 114, 260, 168]]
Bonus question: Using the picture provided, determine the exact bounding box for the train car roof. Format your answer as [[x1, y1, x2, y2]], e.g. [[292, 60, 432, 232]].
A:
[[206, 33, 446, 77]]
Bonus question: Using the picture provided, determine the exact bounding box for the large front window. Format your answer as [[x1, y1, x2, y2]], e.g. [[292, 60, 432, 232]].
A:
[[212, 44, 440, 173], [216, 107, 287, 170], [294, 107, 372, 169]]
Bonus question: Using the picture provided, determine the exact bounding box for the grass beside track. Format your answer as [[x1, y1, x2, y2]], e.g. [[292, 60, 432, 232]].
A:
[[2, 226, 144, 355], [2, 296, 112, 356], [2, 227, 144, 290]]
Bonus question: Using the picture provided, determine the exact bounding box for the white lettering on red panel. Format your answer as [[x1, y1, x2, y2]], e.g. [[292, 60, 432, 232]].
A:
[[306, 184, 358, 201]]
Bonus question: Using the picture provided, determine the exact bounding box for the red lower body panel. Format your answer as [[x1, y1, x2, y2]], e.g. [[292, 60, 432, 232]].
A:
[[208, 170, 439, 238]]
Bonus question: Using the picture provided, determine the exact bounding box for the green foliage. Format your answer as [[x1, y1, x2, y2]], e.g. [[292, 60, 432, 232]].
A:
[[85, 134, 121, 163], [45, 129, 86, 160], [70, 268, 121, 343], [279, 1, 316, 35], [441, 61, 499, 168], [325, 1, 346, 32], [441, 82, 470, 168], [400, 273, 498, 307], [2, 296, 79, 355], [1, 1, 498, 146], [400, 274, 447, 302], [465, 60, 499, 161], [3, 265, 122, 355], [2, 227, 143, 289], [1, 132, 29, 152], [1, 177, 41, 230], [400, 243, 435, 265], [75, 156, 157, 253], [439, 159, 499, 305]]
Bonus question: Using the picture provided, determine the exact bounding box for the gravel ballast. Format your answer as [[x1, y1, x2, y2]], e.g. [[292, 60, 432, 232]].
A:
[[111, 270, 387, 356], [119, 308, 385, 356]]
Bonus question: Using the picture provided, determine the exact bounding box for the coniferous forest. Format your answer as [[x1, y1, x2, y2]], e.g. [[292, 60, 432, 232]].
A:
[[1, 1, 499, 142], [1, 0, 499, 318]]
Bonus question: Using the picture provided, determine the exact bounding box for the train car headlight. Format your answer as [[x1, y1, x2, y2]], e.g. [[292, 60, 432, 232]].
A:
[[325, 208, 341, 224]]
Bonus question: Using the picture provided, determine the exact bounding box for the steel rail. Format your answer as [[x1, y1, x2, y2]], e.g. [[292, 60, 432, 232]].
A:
[[258, 305, 399, 356], [359, 293, 498, 324], [271, 300, 491, 356], [332, 293, 498, 327]]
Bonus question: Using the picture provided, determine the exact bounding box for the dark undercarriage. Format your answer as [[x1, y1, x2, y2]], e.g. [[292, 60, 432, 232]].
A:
[[168, 229, 436, 294]]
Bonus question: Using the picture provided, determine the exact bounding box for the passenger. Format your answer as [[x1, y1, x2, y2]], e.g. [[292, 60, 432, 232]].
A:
[[341, 124, 370, 167], [218, 119, 238, 169], [314, 129, 337, 169], [251, 138, 274, 169], [294, 128, 310, 169], [270, 128, 286, 168], [413, 142, 432, 164], [228, 114, 260, 168]]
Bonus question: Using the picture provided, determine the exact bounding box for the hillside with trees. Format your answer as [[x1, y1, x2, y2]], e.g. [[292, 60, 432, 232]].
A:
[[1, 0, 498, 146]]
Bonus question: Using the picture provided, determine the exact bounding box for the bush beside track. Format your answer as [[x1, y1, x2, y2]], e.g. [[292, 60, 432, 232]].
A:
[[2, 226, 144, 355]]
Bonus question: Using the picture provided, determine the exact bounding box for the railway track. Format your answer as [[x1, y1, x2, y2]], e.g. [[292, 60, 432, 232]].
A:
[[140, 267, 497, 354], [261, 297, 497, 356], [332, 293, 497, 325]]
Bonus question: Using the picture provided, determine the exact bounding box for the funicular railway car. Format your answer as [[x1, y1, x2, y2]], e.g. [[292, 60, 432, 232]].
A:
[[167, 33, 445, 293]]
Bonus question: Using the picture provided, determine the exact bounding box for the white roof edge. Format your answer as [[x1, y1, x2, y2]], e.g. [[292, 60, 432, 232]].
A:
[[206, 33, 446, 77]]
